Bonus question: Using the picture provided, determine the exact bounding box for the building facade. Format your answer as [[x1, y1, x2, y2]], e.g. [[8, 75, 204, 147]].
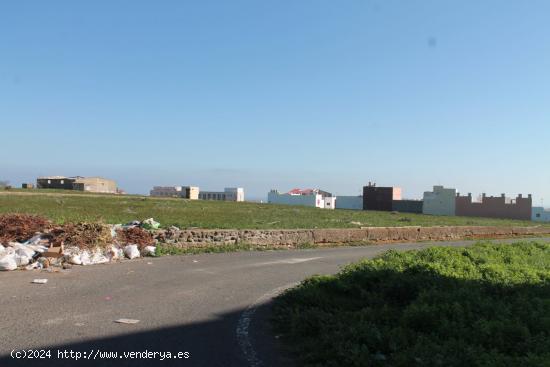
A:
[[150, 186, 184, 197], [268, 189, 335, 209], [455, 193, 532, 220], [150, 186, 200, 199], [532, 207, 550, 222], [423, 186, 457, 216], [199, 188, 244, 202], [363, 183, 402, 211], [37, 176, 117, 194]]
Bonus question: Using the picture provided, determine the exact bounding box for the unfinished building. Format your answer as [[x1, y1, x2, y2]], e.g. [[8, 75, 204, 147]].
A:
[[455, 193, 532, 220]]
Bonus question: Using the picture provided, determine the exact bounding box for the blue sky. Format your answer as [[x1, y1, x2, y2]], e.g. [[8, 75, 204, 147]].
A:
[[1, 1, 549, 203]]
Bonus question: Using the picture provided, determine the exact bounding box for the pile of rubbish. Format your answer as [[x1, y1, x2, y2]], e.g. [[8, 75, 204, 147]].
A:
[[0, 214, 162, 271]]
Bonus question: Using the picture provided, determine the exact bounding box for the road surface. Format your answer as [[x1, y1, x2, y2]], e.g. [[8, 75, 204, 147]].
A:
[[1, 238, 547, 367]]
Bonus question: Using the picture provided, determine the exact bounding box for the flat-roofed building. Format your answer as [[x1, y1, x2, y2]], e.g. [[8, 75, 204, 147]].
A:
[[268, 188, 335, 209], [423, 186, 456, 216], [199, 187, 244, 202], [36, 176, 117, 194], [456, 193, 532, 220]]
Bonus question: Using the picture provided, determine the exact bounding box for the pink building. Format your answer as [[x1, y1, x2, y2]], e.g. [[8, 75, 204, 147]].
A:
[[455, 193, 532, 220]]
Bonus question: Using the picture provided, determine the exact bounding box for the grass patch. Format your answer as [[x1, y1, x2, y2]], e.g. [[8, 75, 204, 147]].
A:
[[272, 242, 550, 366], [0, 191, 547, 229]]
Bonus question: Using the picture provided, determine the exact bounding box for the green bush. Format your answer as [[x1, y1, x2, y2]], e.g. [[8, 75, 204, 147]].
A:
[[272, 242, 550, 366]]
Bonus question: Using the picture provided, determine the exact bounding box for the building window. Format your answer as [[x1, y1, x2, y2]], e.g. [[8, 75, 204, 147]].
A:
[[60, 180, 64, 184], [48, 180, 51, 184], [537, 214, 541, 218]]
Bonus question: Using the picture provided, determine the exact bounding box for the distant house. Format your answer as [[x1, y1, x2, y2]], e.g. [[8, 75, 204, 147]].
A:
[[36, 176, 117, 194], [199, 188, 244, 202], [423, 186, 456, 216], [268, 188, 335, 209]]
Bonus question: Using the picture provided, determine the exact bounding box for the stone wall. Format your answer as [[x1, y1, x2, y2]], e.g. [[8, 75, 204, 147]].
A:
[[153, 226, 550, 248]]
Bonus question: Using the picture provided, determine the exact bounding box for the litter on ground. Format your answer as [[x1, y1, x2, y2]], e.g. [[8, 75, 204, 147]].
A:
[[0, 214, 161, 272], [32, 279, 48, 284], [114, 319, 140, 325]]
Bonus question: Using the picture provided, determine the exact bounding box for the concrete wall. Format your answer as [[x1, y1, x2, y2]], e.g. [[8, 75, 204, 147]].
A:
[[392, 200, 423, 213], [456, 193, 532, 220], [423, 186, 456, 216], [335, 196, 363, 210], [154, 226, 550, 248], [532, 207, 550, 222]]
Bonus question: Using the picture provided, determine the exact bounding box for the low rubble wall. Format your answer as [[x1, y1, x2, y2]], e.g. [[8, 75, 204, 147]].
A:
[[153, 226, 550, 248]]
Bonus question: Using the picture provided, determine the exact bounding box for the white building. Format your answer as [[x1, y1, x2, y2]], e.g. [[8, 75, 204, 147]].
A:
[[532, 207, 550, 222], [335, 196, 363, 210], [268, 189, 335, 209], [199, 187, 244, 202], [422, 186, 456, 216]]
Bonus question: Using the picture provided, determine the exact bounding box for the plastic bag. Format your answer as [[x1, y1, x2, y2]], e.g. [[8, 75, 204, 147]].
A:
[[142, 246, 156, 257], [90, 248, 109, 264], [0, 254, 17, 271], [141, 218, 160, 230], [124, 245, 140, 259], [15, 254, 30, 267]]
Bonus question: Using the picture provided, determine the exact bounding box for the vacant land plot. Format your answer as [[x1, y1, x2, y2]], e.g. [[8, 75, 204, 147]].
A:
[[0, 191, 547, 229], [272, 242, 550, 366]]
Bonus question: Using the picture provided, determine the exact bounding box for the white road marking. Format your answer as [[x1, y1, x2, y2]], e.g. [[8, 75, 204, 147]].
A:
[[250, 257, 322, 267], [236, 283, 299, 367]]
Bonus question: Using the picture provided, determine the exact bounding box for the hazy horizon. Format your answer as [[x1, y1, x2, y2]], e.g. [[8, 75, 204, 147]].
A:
[[2, 1, 550, 206]]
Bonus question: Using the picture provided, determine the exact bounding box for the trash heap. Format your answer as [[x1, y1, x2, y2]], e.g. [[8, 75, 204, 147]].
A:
[[0, 214, 162, 271]]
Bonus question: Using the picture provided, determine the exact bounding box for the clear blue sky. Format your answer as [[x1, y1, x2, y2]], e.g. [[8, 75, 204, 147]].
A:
[[1, 1, 549, 203]]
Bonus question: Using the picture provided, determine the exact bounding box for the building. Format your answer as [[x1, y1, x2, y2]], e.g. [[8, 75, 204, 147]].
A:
[[21, 183, 34, 189], [72, 177, 117, 194], [392, 199, 423, 213], [268, 188, 335, 209], [199, 187, 244, 202], [423, 186, 457, 216], [150, 186, 184, 197], [36, 176, 117, 194], [150, 186, 200, 199], [532, 207, 550, 222], [455, 193, 532, 220], [363, 183, 402, 211], [335, 196, 363, 210], [184, 186, 200, 200], [36, 176, 75, 190]]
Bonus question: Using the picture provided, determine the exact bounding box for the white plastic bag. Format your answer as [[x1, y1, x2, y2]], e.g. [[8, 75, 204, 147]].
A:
[[124, 245, 140, 260], [0, 254, 17, 271], [80, 251, 92, 266], [14, 244, 36, 259], [90, 248, 109, 264], [15, 254, 30, 267], [142, 246, 156, 257]]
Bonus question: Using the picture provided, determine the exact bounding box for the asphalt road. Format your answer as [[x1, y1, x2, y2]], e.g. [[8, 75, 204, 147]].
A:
[[1, 238, 548, 367]]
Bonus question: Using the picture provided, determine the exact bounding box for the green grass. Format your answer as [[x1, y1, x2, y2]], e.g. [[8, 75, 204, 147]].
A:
[[272, 242, 550, 366], [0, 191, 547, 229]]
